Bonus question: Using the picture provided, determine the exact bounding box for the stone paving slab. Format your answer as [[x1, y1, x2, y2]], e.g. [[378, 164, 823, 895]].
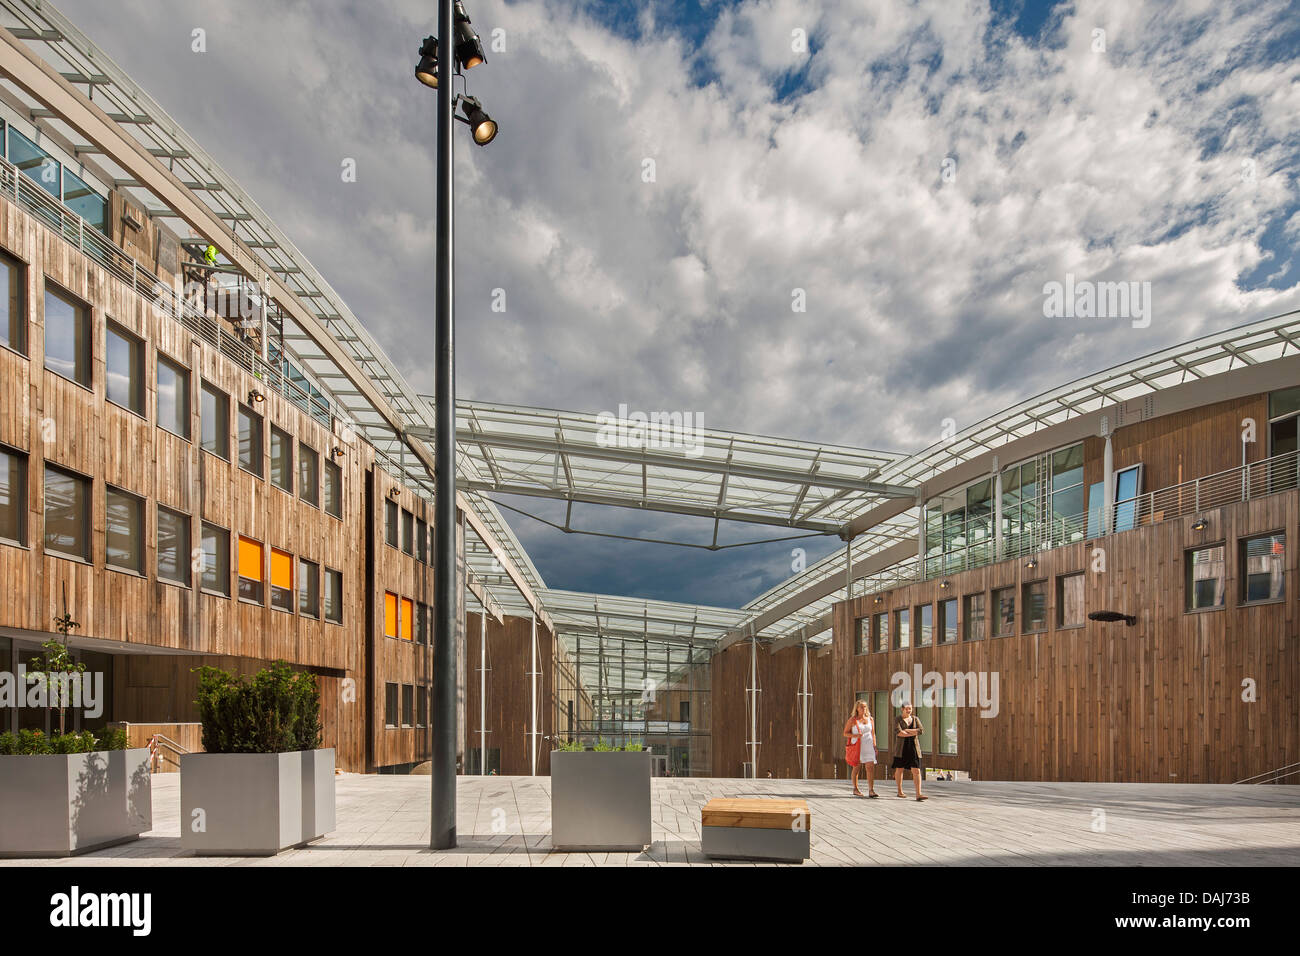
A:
[[2, 774, 1297, 867]]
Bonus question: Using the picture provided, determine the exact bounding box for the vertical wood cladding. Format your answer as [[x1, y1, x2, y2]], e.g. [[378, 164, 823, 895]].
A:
[[711, 641, 834, 779], [465, 611, 556, 776], [827, 490, 1297, 784]]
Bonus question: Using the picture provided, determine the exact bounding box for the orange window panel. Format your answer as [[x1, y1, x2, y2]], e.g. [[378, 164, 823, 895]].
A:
[[384, 592, 398, 637], [270, 549, 294, 590], [401, 597, 414, 640], [238, 537, 263, 580]]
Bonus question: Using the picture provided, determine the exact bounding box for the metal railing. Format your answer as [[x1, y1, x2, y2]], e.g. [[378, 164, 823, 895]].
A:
[[0, 155, 335, 427], [919, 448, 1300, 582], [1233, 761, 1300, 785], [149, 732, 189, 773]]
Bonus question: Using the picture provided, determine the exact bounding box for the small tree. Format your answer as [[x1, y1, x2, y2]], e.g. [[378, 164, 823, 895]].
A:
[[27, 602, 84, 736]]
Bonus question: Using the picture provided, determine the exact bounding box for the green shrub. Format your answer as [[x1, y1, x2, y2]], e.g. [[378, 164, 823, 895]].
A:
[[592, 738, 616, 752], [558, 739, 583, 752], [0, 728, 124, 756], [96, 727, 128, 751], [0, 731, 14, 755], [194, 660, 323, 754], [623, 742, 644, 752]]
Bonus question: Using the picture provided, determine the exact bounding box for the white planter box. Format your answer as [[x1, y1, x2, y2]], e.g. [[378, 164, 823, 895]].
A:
[[550, 751, 651, 851], [180, 749, 334, 856], [0, 748, 152, 858]]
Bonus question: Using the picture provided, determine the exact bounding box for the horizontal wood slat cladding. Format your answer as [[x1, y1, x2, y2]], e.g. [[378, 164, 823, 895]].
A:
[[0, 195, 373, 768], [465, 610, 555, 776], [711, 642, 834, 779], [830, 491, 1298, 784]]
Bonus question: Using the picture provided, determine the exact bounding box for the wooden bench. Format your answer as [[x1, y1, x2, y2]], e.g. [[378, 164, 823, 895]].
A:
[[700, 798, 810, 863]]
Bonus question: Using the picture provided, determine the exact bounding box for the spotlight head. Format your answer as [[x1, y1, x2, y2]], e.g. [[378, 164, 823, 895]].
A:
[[248, 389, 265, 404], [454, 1, 487, 70], [415, 36, 439, 88], [461, 96, 497, 145]]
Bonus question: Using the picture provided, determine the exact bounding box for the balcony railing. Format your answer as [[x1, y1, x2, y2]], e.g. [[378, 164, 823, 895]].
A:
[[0, 154, 334, 427], [921, 448, 1299, 581]]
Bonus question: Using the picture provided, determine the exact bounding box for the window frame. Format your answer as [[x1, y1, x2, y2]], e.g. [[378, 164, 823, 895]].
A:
[[237, 403, 264, 478], [237, 535, 265, 606], [269, 425, 293, 493], [1021, 579, 1048, 634], [1056, 571, 1085, 629], [385, 499, 398, 548], [937, 597, 958, 644], [1184, 542, 1227, 613], [42, 461, 91, 562], [324, 567, 343, 624], [298, 441, 319, 508], [155, 504, 192, 587], [200, 521, 231, 597], [0, 444, 28, 547], [104, 483, 145, 575], [991, 586, 1016, 638], [915, 603, 933, 647], [200, 380, 230, 461], [963, 592, 986, 641], [1238, 531, 1286, 607], [155, 351, 191, 440], [42, 281, 91, 389], [270, 547, 295, 613], [298, 556, 320, 618], [0, 249, 26, 357], [323, 458, 342, 519], [104, 319, 145, 417]]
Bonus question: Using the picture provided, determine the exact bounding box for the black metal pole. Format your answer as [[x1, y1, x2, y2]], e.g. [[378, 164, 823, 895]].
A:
[[430, 0, 458, 851]]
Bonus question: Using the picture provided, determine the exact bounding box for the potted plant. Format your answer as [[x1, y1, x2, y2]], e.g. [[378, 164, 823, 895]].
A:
[[550, 738, 651, 852], [0, 726, 151, 858], [180, 661, 334, 856]]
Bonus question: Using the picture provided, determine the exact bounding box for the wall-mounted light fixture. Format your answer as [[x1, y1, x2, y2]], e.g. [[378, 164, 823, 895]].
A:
[[1026, 558, 1038, 570], [248, 389, 265, 404], [939, 580, 950, 590], [1191, 518, 1208, 532], [331, 447, 344, 459], [388, 487, 401, 500]]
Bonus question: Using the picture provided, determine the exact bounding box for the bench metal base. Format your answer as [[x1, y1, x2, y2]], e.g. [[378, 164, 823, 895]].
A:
[[700, 825, 809, 863]]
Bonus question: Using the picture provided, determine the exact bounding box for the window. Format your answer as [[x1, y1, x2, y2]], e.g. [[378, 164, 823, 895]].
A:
[[416, 518, 428, 563], [871, 611, 889, 652], [401, 597, 414, 641], [298, 558, 319, 618], [324, 568, 343, 624], [1113, 465, 1142, 533], [270, 426, 292, 492], [992, 587, 1015, 637], [1185, 544, 1225, 611], [963, 593, 985, 641], [416, 602, 429, 645], [1022, 580, 1047, 633], [416, 686, 428, 727], [61, 167, 106, 233], [298, 442, 319, 507], [43, 464, 90, 560], [1268, 387, 1299, 492], [104, 486, 144, 574], [402, 685, 414, 727], [1050, 444, 1085, 544], [43, 284, 90, 387], [101, 322, 143, 415], [385, 499, 398, 547], [156, 354, 190, 439], [270, 548, 294, 612], [1057, 572, 1085, 628], [10, 128, 59, 198], [938, 598, 958, 644], [237, 404, 263, 476], [401, 509, 414, 555], [0, 447, 27, 545], [238, 536, 265, 604], [855, 617, 870, 655], [323, 460, 342, 518], [893, 608, 910, 649], [0, 251, 24, 355], [1240, 533, 1285, 604], [156, 506, 191, 586], [915, 604, 933, 647], [385, 683, 399, 728], [939, 687, 958, 755], [384, 591, 399, 637], [200, 523, 230, 596], [200, 382, 229, 459]]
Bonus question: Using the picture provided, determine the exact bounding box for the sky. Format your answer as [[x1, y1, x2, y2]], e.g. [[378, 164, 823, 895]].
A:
[[52, 0, 1300, 607]]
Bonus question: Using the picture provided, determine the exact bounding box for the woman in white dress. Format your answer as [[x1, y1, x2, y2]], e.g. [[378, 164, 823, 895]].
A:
[[842, 700, 879, 798]]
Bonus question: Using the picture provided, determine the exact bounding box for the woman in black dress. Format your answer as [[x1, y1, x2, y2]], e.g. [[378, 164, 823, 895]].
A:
[[891, 702, 928, 801]]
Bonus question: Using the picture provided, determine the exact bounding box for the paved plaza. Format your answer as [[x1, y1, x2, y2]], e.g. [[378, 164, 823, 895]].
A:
[[5, 775, 1298, 867]]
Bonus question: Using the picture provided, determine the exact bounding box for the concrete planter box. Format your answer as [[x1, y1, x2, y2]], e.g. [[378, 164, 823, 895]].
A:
[[0, 748, 152, 858], [180, 749, 334, 856], [550, 751, 651, 851]]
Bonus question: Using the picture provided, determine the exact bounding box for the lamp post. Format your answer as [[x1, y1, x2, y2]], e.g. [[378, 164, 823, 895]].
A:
[[414, 0, 495, 851]]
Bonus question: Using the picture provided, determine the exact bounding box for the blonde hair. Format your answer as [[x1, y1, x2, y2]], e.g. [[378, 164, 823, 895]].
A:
[[849, 699, 868, 723]]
